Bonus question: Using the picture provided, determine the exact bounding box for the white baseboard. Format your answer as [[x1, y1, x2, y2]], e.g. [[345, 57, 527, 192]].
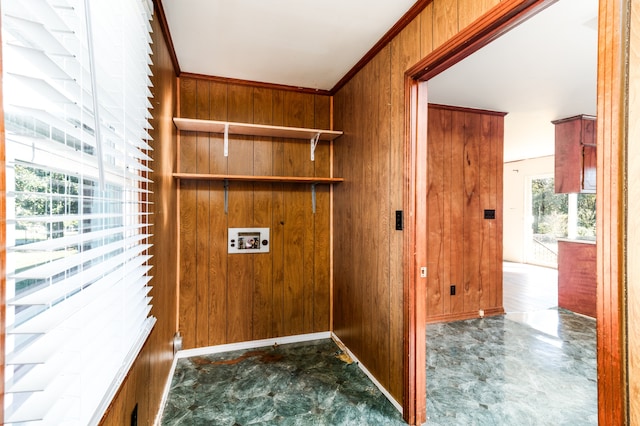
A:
[[175, 331, 332, 359], [331, 332, 403, 416], [153, 354, 179, 426]]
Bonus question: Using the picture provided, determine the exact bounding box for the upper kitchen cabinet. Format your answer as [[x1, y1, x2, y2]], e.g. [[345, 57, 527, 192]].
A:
[[553, 115, 596, 193]]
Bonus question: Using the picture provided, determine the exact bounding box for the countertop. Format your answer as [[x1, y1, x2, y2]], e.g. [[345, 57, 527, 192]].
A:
[[557, 238, 596, 245]]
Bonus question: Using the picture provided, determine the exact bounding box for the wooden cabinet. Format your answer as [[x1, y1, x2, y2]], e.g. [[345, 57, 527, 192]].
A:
[[558, 240, 596, 317], [553, 115, 596, 193]]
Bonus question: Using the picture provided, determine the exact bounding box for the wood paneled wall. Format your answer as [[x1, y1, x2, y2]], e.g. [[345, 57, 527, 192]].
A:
[[333, 0, 500, 407], [177, 77, 332, 349], [629, 2, 640, 422], [630, 2, 640, 423], [425, 105, 504, 323], [100, 9, 178, 426], [596, 0, 628, 423]]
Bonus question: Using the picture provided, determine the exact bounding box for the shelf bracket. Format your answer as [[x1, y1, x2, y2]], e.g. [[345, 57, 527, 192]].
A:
[[224, 179, 229, 214], [311, 183, 316, 214], [224, 123, 229, 157], [310, 132, 320, 161]]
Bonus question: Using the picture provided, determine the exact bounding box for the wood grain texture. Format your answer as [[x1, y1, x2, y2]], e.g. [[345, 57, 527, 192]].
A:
[[425, 105, 504, 322], [100, 340, 151, 426], [333, 1, 510, 421], [252, 89, 274, 340], [410, 79, 429, 426], [596, 0, 627, 423], [419, 3, 434, 58], [432, 0, 459, 50], [176, 77, 333, 349], [313, 96, 332, 332], [458, 0, 501, 30], [181, 71, 332, 96], [553, 115, 596, 193], [178, 78, 198, 350], [195, 80, 211, 348], [407, 0, 559, 82], [558, 241, 596, 318], [426, 107, 447, 317], [629, 2, 640, 423], [226, 85, 255, 344], [390, 16, 423, 409]]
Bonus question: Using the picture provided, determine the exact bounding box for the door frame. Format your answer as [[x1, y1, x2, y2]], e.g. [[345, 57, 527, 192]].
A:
[[403, 0, 627, 423]]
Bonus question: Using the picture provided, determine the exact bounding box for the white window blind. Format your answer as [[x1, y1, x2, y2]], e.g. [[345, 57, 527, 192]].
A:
[[2, 0, 156, 424]]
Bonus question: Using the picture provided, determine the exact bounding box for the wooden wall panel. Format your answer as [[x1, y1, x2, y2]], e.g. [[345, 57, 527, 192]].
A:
[[253, 89, 274, 341], [177, 77, 332, 348], [450, 110, 465, 315], [333, 0, 512, 419], [178, 79, 197, 350], [426, 108, 447, 317], [596, 0, 627, 423], [458, 0, 501, 30], [424, 105, 504, 323], [226, 85, 255, 344], [419, 3, 434, 58], [101, 8, 178, 425], [629, 2, 640, 423], [313, 96, 331, 332], [432, 0, 459, 50], [391, 17, 423, 404], [462, 112, 481, 313]]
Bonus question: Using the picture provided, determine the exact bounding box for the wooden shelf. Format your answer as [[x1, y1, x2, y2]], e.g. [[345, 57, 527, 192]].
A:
[[173, 117, 343, 141], [173, 173, 344, 184]]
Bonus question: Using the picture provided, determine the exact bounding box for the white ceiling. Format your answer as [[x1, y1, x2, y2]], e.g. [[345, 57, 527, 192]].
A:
[[162, 0, 416, 90], [428, 0, 598, 162], [162, 0, 598, 163]]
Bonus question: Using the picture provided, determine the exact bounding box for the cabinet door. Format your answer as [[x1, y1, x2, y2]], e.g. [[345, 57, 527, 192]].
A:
[[582, 145, 597, 192], [553, 115, 596, 194], [554, 118, 582, 193], [581, 118, 596, 193]]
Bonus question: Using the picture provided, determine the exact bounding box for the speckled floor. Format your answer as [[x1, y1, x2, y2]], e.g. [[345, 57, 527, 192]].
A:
[[160, 339, 405, 425], [426, 308, 597, 425], [161, 309, 596, 426]]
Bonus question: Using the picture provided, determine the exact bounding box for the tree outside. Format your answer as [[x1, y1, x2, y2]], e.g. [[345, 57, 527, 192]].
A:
[[530, 177, 596, 266]]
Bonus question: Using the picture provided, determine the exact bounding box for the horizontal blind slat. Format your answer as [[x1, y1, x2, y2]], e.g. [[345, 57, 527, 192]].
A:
[[8, 253, 152, 335], [10, 223, 149, 251], [3, 0, 155, 423], [12, 237, 151, 279]]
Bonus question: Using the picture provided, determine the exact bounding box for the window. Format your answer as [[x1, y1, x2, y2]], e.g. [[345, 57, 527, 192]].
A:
[[529, 176, 596, 266], [2, 0, 155, 424]]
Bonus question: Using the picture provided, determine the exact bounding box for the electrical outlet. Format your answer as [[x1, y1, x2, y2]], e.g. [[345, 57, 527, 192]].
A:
[[450, 285, 456, 295]]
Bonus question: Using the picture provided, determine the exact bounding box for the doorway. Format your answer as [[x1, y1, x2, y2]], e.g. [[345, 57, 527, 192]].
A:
[[403, 0, 625, 424]]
